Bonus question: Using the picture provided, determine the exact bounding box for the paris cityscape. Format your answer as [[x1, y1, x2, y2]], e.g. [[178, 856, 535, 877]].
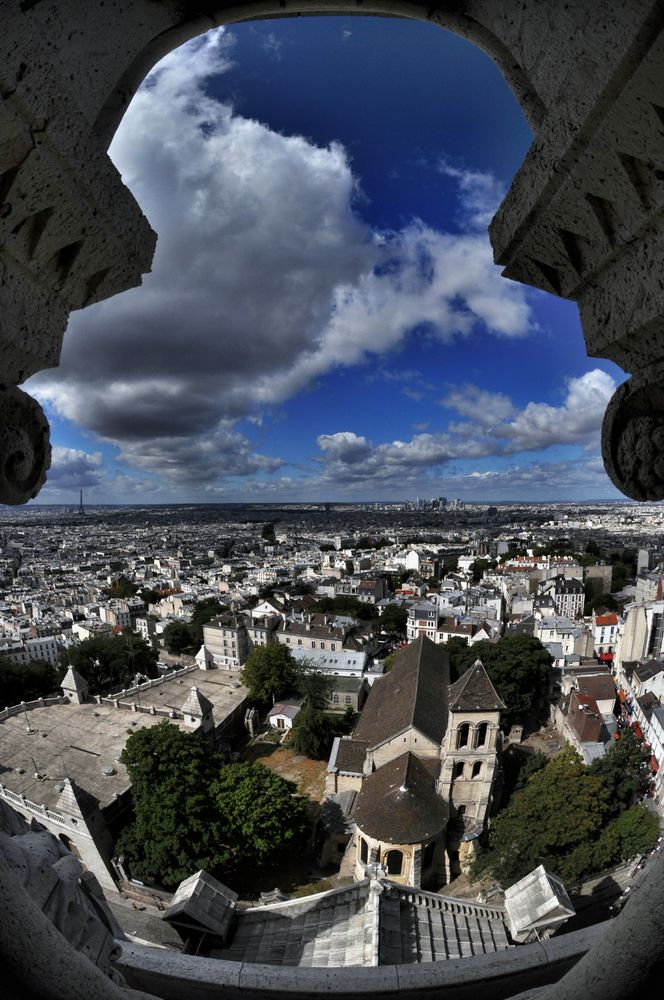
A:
[[3, 3, 664, 999], [1, 496, 663, 959]]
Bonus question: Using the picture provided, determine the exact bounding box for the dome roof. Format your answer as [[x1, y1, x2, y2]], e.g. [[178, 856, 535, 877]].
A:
[[355, 752, 446, 844]]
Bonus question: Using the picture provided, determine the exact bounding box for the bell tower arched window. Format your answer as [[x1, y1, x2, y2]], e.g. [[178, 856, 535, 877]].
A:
[[457, 723, 470, 748]]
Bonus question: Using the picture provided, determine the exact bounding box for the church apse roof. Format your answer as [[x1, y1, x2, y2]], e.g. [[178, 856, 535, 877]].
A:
[[355, 751, 446, 844]]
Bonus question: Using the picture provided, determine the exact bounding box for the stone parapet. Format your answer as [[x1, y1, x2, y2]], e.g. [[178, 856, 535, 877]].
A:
[[115, 923, 606, 1000]]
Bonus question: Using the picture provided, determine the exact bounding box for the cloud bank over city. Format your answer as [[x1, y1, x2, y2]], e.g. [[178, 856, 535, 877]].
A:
[[27, 21, 624, 503]]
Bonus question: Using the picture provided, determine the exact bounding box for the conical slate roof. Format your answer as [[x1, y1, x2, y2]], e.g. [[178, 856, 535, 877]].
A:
[[181, 686, 214, 719], [60, 666, 88, 694], [448, 660, 506, 712], [56, 777, 98, 818]]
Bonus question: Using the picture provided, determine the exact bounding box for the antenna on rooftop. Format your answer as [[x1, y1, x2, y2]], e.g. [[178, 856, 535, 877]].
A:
[[22, 703, 35, 735]]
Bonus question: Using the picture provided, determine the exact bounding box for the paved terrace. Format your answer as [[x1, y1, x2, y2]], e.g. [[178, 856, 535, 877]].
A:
[[0, 667, 247, 811]]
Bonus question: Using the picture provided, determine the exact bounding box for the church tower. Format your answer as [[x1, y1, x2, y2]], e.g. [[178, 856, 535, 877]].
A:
[[438, 660, 505, 835]]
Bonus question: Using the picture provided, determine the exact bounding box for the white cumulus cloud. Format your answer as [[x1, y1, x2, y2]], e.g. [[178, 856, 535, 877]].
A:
[[26, 28, 539, 494]]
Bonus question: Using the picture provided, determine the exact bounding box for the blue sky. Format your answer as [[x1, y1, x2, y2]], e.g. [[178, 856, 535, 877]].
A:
[[26, 16, 626, 504]]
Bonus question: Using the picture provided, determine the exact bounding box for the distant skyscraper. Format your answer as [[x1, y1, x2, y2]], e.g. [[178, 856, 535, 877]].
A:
[[78, 490, 85, 515]]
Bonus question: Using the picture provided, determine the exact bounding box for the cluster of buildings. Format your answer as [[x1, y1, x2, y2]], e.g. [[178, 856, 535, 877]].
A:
[[1, 505, 664, 888], [3, 502, 664, 977]]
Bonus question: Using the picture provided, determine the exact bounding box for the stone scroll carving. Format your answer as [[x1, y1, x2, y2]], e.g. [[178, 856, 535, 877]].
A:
[[0, 384, 51, 504], [601, 365, 664, 502]]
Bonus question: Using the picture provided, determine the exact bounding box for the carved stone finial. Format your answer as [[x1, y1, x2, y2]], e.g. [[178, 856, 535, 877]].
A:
[[0, 385, 51, 504], [601, 367, 664, 502]]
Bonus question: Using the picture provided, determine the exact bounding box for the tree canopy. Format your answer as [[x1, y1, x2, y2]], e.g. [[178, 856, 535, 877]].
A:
[[469, 558, 496, 582], [293, 664, 334, 710], [590, 726, 653, 816], [473, 738, 658, 887], [58, 631, 158, 696], [241, 643, 296, 702], [290, 705, 336, 759], [118, 722, 226, 887], [189, 598, 225, 647], [584, 591, 619, 615], [0, 657, 59, 707], [447, 635, 552, 727], [472, 747, 610, 885], [118, 723, 308, 889], [312, 596, 378, 621], [380, 605, 408, 635], [103, 575, 139, 599], [162, 619, 193, 654], [211, 762, 308, 863]]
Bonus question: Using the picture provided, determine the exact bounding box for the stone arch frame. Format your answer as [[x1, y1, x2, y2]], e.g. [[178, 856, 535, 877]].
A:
[[3, 1, 662, 504], [471, 760, 483, 779], [90, 1, 547, 154], [384, 847, 407, 876], [6, 6, 664, 1000], [453, 760, 465, 779]]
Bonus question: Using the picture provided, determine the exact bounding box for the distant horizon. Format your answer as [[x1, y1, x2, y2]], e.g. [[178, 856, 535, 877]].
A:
[[4, 497, 656, 511]]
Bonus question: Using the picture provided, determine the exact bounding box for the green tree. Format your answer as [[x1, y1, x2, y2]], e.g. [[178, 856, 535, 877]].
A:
[[241, 643, 296, 702], [139, 587, 164, 606], [293, 664, 334, 710], [595, 805, 660, 867], [441, 636, 475, 677], [312, 596, 378, 621], [118, 722, 227, 888], [442, 555, 459, 575], [59, 632, 158, 696], [380, 605, 408, 635], [189, 598, 225, 647], [469, 558, 495, 582], [383, 652, 396, 673], [473, 747, 610, 885], [514, 750, 548, 791], [590, 726, 653, 816], [211, 762, 307, 864], [0, 657, 59, 707], [584, 590, 619, 615], [261, 521, 277, 542], [290, 705, 335, 759], [162, 620, 193, 654], [451, 635, 552, 727]]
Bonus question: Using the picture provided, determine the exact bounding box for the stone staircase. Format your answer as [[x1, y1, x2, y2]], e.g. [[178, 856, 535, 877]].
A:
[[379, 884, 511, 964]]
